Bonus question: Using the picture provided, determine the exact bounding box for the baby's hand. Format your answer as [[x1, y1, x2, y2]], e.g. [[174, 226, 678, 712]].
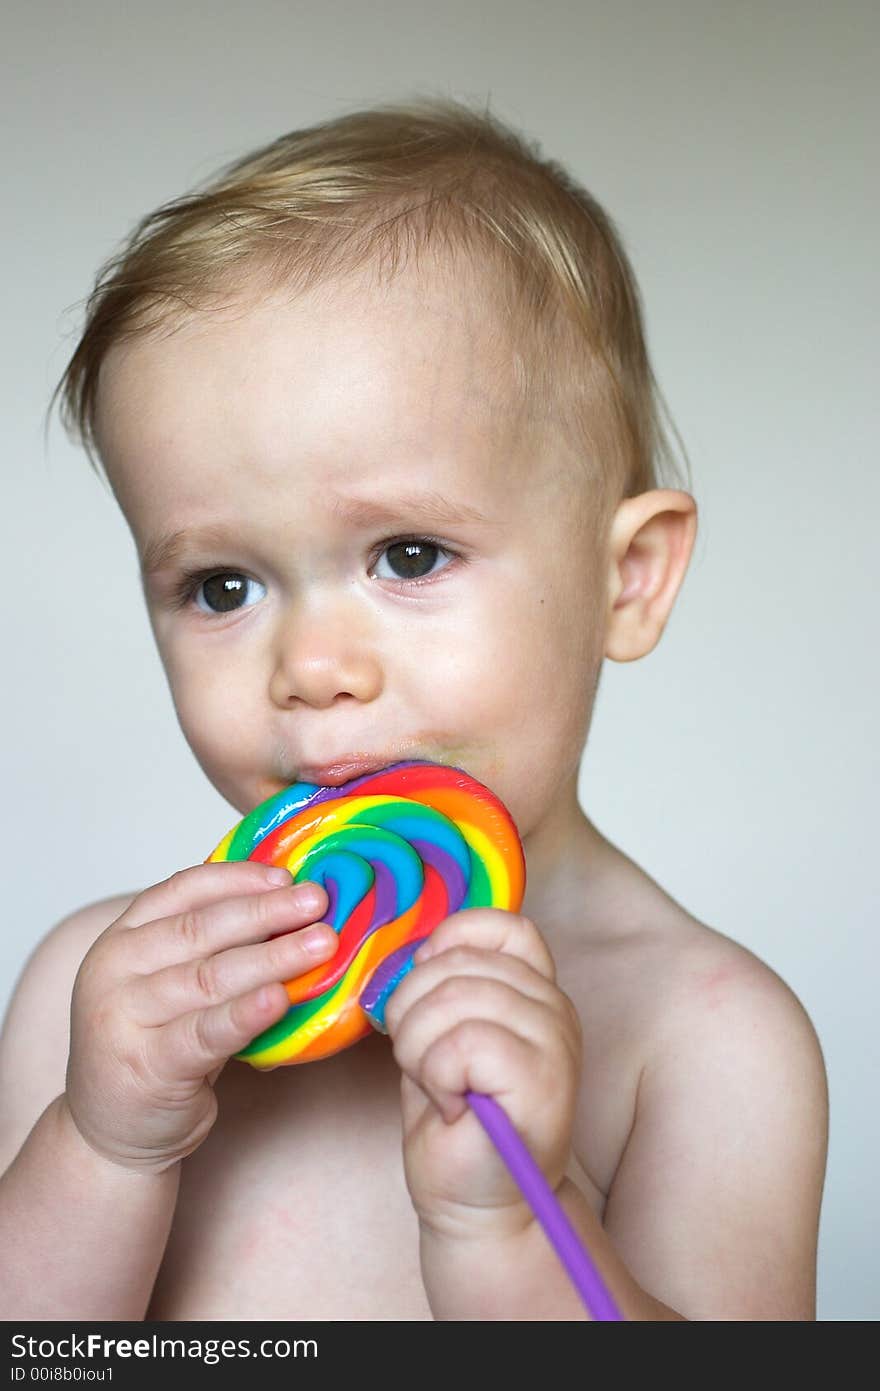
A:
[[384, 910, 582, 1237], [64, 863, 336, 1173]]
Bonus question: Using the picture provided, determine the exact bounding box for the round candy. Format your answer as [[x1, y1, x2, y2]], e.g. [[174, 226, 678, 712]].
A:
[[206, 760, 526, 1069]]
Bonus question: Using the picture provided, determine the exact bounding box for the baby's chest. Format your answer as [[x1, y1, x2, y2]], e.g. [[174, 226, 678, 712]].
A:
[[147, 1040, 432, 1321], [144, 1023, 630, 1321]]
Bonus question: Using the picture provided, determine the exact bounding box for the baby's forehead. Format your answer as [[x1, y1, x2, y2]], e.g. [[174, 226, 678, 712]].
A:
[[109, 265, 517, 428], [97, 262, 575, 505]]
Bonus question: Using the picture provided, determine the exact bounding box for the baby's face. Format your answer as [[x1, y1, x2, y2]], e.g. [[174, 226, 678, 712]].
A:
[[95, 266, 607, 843]]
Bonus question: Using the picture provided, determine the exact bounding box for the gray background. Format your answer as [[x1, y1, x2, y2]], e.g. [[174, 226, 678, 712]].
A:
[[2, 0, 876, 1319]]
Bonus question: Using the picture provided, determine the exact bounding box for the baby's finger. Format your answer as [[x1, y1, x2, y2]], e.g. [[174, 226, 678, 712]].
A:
[[413, 909, 557, 983], [125, 922, 338, 1027], [384, 944, 558, 1040], [117, 882, 330, 975], [408, 1018, 543, 1125], [114, 861, 304, 933], [391, 975, 564, 1097], [148, 981, 293, 1082]]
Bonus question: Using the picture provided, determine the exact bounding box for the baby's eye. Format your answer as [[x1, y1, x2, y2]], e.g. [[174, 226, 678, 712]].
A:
[[191, 573, 267, 614], [372, 538, 454, 583]]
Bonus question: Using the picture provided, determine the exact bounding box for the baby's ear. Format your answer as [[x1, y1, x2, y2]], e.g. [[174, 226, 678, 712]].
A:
[[603, 489, 697, 662]]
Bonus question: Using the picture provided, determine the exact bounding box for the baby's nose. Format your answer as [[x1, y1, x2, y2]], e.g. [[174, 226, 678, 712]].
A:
[[268, 605, 383, 709]]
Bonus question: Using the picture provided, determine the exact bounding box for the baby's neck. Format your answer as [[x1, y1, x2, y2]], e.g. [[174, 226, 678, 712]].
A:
[[520, 774, 615, 948]]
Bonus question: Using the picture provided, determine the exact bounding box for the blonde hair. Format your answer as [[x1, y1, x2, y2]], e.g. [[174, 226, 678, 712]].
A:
[[48, 95, 691, 532]]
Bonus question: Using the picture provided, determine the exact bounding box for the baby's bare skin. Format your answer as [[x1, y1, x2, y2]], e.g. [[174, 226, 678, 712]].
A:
[[1, 815, 768, 1321]]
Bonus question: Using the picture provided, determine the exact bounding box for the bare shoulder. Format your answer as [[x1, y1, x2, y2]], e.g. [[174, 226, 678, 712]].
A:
[[559, 845, 826, 1089], [620, 901, 828, 1106], [614, 898, 824, 1049], [0, 891, 139, 1172], [594, 906, 828, 1317]]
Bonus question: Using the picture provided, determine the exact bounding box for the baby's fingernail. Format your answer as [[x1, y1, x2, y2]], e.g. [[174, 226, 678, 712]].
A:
[[266, 867, 293, 885], [300, 926, 337, 957], [292, 885, 322, 913], [413, 942, 433, 963]]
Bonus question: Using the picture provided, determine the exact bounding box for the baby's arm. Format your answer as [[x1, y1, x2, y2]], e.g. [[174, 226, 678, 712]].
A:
[[0, 866, 337, 1319], [0, 897, 178, 1321], [601, 951, 828, 1319]]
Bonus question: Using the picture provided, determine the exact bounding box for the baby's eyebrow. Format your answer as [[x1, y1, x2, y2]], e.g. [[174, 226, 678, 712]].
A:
[[326, 489, 496, 530], [140, 523, 239, 578], [140, 492, 496, 577]]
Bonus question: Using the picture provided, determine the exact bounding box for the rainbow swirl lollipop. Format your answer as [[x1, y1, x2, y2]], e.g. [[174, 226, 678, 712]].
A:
[[206, 760, 526, 1069]]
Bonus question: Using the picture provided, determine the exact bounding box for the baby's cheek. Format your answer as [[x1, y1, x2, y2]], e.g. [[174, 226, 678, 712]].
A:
[[449, 589, 595, 832], [497, 577, 596, 709], [168, 665, 263, 806]]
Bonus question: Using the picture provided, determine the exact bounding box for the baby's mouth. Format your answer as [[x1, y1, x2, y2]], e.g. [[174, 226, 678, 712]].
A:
[[296, 757, 398, 786], [271, 735, 476, 792]]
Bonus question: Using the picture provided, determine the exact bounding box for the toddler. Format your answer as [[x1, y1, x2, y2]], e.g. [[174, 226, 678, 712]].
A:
[[0, 97, 827, 1320]]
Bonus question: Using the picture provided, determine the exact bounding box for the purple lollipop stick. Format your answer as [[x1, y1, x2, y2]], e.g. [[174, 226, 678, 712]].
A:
[[465, 1091, 624, 1320]]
